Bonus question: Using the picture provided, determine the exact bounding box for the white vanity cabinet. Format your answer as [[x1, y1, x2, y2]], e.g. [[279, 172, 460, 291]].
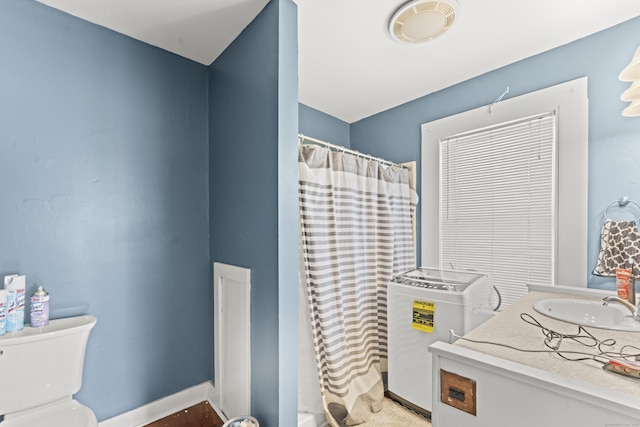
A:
[[429, 289, 640, 427]]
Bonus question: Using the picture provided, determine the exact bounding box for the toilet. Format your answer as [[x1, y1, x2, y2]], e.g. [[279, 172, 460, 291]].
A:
[[0, 315, 98, 427]]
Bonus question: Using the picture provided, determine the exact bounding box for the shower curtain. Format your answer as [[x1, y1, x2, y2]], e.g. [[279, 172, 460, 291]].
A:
[[298, 144, 417, 426]]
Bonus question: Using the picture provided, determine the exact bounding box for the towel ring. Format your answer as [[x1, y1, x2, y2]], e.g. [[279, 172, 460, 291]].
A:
[[603, 196, 640, 222]]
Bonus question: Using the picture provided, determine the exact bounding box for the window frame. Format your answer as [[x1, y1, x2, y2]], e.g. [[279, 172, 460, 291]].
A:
[[421, 77, 588, 288]]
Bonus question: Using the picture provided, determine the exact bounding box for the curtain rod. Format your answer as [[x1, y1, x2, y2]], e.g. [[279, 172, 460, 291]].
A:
[[298, 134, 409, 170]]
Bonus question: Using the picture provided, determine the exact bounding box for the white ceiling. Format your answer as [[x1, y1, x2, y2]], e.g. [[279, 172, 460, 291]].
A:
[[36, 0, 270, 65], [37, 0, 640, 123]]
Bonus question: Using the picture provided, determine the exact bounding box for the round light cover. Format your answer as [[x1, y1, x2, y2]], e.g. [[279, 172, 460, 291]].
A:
[[389, 0, 458, 43]]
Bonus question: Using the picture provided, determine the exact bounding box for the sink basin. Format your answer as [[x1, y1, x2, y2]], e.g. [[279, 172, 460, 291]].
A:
[[532, 298, 640, 332]]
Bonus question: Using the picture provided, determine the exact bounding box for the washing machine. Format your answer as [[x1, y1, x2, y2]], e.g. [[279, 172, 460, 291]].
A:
[[387, 267, 495, 414]]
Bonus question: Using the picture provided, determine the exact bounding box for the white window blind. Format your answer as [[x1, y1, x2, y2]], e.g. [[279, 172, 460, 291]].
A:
[[439, 112, 556, 307]]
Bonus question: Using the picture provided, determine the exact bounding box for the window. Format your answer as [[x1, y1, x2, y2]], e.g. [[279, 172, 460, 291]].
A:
[[421, 78, 588, 308], [440, 113, 556, 306]]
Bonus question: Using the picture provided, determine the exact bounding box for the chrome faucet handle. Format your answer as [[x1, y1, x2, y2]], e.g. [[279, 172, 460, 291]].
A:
[[602, 296, 640, 321]]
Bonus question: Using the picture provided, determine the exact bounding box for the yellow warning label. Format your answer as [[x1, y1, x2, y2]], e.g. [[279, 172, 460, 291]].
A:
[[412, 300, 434, 333]]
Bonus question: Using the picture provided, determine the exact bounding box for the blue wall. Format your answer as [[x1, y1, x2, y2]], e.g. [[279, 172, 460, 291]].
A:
[[209, 1, 298, 426], [0, 0, 211, 421], [1, 0, 299, 425], [350, 17, 640, 289], [276, 2, 300, 425], [299, 104, 350, 147]]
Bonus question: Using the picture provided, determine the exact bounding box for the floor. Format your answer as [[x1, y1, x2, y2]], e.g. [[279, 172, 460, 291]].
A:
[[144, 401, 225, 427], [143, 398, 429, 427]]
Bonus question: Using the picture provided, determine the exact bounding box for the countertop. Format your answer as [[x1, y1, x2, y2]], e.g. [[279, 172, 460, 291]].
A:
[[453, 290, 640, 400]]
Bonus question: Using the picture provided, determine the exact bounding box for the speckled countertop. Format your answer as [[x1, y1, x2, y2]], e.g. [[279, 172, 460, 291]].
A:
[[454, 290, 640, 400]]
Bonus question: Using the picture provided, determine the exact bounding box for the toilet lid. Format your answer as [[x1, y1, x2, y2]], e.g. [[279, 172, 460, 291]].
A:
[[1, 399, 97, 427]]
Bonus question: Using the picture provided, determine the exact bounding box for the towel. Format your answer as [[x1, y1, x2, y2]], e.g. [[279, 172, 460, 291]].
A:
[[593, 220, 640, 277]]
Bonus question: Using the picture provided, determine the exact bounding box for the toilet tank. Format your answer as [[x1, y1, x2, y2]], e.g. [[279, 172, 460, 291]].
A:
[[0, 315, 97, 415]]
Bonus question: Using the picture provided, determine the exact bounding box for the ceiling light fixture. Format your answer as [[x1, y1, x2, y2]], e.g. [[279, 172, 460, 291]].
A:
[[622, 101, 640, 117], [619, 46, 640, 117], [621, 80, 640, 102], [389, 0, 459, 44], [619, 46, 640, 82]]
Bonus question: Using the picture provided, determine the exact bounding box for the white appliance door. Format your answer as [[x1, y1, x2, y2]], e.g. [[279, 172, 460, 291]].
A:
[[387, 282, 465, 412]]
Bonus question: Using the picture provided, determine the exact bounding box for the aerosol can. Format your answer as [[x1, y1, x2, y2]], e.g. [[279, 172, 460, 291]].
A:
[[30, 286, 50, 328]]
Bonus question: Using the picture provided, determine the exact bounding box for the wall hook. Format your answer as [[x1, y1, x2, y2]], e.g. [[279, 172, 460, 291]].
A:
[[618, 196, 631, 206], [489, 86, 510, 113]]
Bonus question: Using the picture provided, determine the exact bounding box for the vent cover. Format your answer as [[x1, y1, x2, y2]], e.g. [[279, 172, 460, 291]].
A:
[[389, 0, 459, 43]]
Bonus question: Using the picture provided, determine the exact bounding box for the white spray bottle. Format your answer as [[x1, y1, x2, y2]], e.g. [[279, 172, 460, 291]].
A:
[[4, 275, 26, 332]]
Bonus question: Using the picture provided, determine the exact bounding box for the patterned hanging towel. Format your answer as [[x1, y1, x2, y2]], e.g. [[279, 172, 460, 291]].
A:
[[593, 220, 640, 277]]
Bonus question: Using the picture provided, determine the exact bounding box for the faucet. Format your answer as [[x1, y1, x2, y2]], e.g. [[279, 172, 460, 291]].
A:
[[602, 296, 640, 321]]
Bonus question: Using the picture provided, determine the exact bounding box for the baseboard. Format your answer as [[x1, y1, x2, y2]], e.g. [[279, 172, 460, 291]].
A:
[[385, 391, 431, 419], [99, 381, 226, 427]]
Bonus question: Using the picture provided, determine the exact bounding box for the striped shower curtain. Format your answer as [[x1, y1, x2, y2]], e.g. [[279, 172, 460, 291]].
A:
[[298, 144, 417, 426]]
